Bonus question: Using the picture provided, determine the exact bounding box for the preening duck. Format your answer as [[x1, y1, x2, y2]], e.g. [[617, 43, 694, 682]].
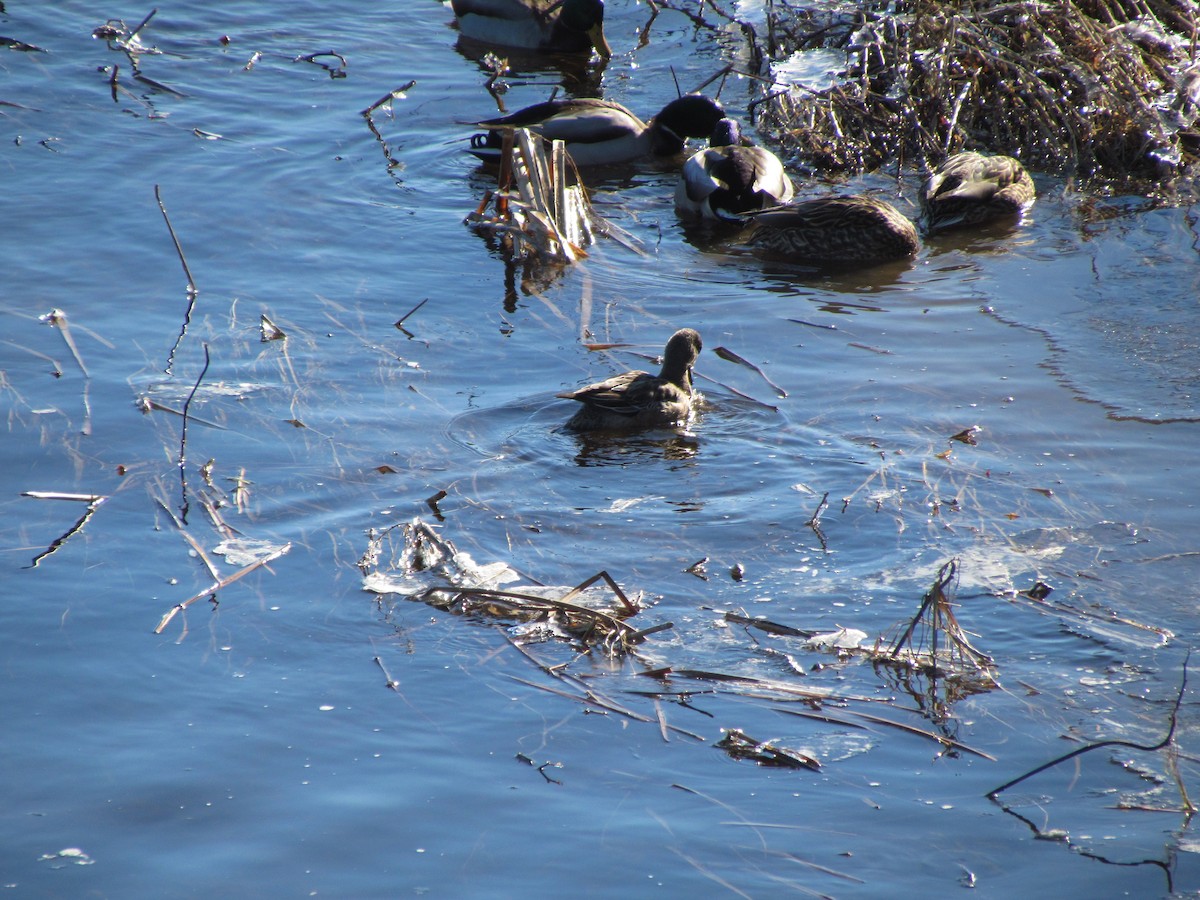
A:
[[451, 0, 611, 58], [921, 151, 1036, 233], [745, 195, 920, 267], [469, 95, 726, 166], [557, 328, 703, 430], [675, 118, 794, 221]]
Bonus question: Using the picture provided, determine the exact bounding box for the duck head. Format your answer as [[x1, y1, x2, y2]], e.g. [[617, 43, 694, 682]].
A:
[[650, 95, 726, 156], [660, 327, 703, 390], [558, 0, 611, 59]]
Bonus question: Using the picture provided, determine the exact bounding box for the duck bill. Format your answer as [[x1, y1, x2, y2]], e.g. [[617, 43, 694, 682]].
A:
[[588, 23, 612, 59]]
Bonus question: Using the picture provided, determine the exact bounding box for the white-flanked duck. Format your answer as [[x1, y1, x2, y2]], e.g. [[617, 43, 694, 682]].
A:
[[469, 95, 726, 166], [675, 118, 794, 221], [451, 0, 611, 58]]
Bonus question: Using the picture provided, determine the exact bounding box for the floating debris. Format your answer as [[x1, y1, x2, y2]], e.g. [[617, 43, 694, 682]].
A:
[[873, 559, 999, 703], [716, 727, 821, 771], [363, 518, 663, 656]]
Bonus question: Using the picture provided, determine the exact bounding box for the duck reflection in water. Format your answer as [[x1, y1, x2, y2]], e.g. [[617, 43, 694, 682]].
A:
[[566, 429, 701, 468], [557, 328, 703, 431]]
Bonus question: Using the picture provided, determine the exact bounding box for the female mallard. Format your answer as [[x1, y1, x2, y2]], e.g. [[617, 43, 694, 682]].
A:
[[921, 152, 1035, 232], [469, 95, 726, 166], [675, 118, 794, 221], [745, 195, 919, 267], [452, 0, 611, 58], [558, 328, 703, 430]]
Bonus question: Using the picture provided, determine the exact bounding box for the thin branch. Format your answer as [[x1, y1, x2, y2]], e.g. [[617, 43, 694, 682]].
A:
[[988, 649, 1192, 798], [178, 343, 210, 524]]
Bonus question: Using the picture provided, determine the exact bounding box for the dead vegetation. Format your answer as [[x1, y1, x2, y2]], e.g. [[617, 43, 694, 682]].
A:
[[751, 0, 1200, 188], [362, 519, 1017, 763]]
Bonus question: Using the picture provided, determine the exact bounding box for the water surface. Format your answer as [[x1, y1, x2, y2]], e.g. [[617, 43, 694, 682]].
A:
[[2, 2, 1199, 897]]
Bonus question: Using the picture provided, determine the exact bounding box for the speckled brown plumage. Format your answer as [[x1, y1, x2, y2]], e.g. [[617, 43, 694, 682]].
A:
[[921, 152, 1036, 232], [557, 328, 703, 430]]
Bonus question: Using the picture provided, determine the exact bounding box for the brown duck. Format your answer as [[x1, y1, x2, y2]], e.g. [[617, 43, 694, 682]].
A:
[[558, 328, 703, 430]]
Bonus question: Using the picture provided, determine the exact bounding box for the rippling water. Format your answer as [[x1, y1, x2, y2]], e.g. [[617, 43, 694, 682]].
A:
[[3, 1, 1199, 896]]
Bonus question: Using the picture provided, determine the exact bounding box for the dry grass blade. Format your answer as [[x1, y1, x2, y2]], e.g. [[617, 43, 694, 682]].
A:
[[464, 129, 594, 283]]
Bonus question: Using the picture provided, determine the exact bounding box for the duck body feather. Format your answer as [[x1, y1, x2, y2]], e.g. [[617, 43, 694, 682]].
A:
[[558, 328, 702, 430], [451, 0, 611, 57], [746, 196, 919, 267], [677, 147, 794, 220], [470, 95, 724, 167], [676, 118, 794, 220], [921, 152, 1035, 232]]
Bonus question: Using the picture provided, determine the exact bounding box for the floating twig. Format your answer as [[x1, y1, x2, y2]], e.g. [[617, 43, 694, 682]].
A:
[[395, 297, 428, 331], [361, 80, 417, 117], [374, 656, 400, 690], [23, 493, 107, 569], [153, 542, 292, 636]]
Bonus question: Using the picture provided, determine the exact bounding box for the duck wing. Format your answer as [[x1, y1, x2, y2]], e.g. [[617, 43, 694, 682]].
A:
[[481, 99, 643, 144], [558, 370, 671, 418]]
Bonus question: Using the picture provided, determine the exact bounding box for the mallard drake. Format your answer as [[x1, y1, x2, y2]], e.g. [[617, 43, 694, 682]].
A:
[[558, 328, 703, 430], [745, 195, 919, 267], [921, 152, 1035, 232], [675, 118, 794, 221], [451, 0, 611, 58], [469, 95, 726, 166]]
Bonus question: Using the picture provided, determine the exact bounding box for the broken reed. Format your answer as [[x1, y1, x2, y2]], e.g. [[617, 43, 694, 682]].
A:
[[756, 0, 1200, 184], [466, 128, 593, 264], [878, 559, 997, 689]]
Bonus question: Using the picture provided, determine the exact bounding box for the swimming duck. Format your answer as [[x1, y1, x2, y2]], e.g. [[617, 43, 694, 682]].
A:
[[452, 0, 611, 58], [675, 118, 794, 221], [469, 95, 726, 166], [921, 152, 1035, 232], [745, 195, 919, 267], [558, 328, 703, 430]]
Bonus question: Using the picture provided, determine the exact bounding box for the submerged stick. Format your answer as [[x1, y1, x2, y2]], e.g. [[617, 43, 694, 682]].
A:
[[178, 343, 210, 524]]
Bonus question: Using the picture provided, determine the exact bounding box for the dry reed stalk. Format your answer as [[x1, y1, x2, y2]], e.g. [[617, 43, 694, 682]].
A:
[[756, 0, 1199, 186]]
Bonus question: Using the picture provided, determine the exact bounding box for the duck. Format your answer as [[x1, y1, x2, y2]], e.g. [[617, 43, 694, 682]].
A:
[[675, 118, 794, 221], [920, 151, 1036, 232], [469, 95, 726, 166], [451, 0, 611, 58], [744, 195, 920, 267], [557, 328, 703, 430]]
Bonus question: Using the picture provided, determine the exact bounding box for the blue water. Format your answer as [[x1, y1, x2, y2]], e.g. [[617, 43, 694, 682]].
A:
[[3, 1, 1199, 896]]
